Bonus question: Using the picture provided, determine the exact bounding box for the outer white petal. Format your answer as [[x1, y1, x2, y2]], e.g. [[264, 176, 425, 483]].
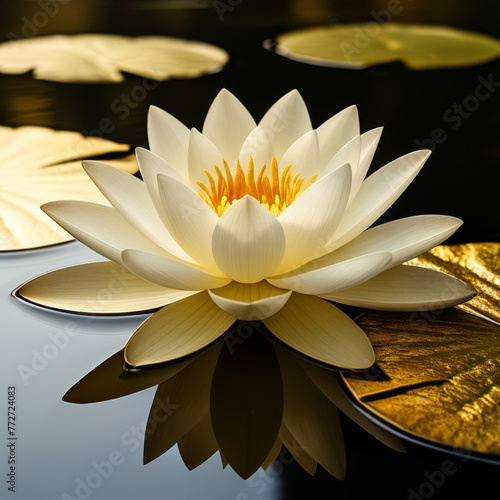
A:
[[42, 201, 168, 264], [264, 293, 375, 369], [237, 126, 276, 173], [274, 164, 351, 275], [328, 150, 431, 250], [187, 128, 223, 190], [137, 146, 185, 193], [320, 134, 360, 180], [148, 105, 190, 181], [278, 130, 319, 179], [350, 127, 383, 201], [258, 90, 312, 161], [324, 264, 476, 311], [124, 291, 235, 367], [268, 252, 392, 295], [202, 89, 256, 160], [208, 281, 292, 320], [15, 261, 198, 315], [83, 160, 191, 262], [212, 196, 285, 283], [135, 148, 194, 260], [316, 104, 359, 170], [157, 174, 221, 274], [122, 249, 230, 290], [317, 215, 463, 270]]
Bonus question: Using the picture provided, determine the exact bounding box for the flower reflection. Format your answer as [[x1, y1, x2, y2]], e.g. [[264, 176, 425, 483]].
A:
[[64, 325, 403, 479]]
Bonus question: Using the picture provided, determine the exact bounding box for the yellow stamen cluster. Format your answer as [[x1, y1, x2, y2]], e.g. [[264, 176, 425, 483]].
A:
[[197, 157, 317, 217]]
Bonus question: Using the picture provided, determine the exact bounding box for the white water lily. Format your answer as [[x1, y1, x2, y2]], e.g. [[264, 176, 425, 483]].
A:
[[25, 89, 475, 369]]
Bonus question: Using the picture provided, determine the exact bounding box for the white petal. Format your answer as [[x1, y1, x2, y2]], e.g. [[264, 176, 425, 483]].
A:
[[208, 281, 292, 320], [135, 148, 192, 252], [274, 164, 351, 275], [329, 150, 431, 250], [269, 252, 391, 295], [324, 264, 476, 311], [237, 126, 276, 173], [122, 249, 231, 290], [318, 215, 463, 270], [350, 127, 383, 201], [258, 90, 312, 161], [316, 104, 359, 169], [202, 89, 256, 160], [212, 196, 285, 283], [187, 128, 223, 190], [157, 174, 221, 274], [83, 160, 191, 261], [147, 105, 190, 181], [124, 291, 235, 367], [42, 201, 167, 264], [320, 134, 360, 180], [323, 128, 384, 205], [137, 146, 185, 190], [15, 261, 197, 315], [279, 130, 319, 179], [264, 293, 375, 369]]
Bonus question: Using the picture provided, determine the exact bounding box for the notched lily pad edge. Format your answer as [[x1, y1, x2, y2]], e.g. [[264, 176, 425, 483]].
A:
[[336, 372, 500, 466]]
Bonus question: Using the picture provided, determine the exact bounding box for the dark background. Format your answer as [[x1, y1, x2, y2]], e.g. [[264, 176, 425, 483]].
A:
[[0, 0, 499, 498]]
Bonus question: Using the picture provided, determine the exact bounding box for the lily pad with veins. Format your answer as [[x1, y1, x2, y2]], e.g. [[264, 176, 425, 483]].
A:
[[343, 308, 500, 460], [0, 125, 136, 251]]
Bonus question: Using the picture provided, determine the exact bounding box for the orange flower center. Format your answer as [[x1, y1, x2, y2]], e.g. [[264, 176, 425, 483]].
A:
[[197, 157, 317, 217]]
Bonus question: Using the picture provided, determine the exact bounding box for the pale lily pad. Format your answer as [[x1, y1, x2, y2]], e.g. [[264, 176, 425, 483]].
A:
[[0, 34, 229, 83], [274, 23, 500, 70], [0, 125, 137, 251]]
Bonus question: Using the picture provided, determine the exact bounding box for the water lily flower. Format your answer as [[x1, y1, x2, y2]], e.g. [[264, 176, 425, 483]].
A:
[[18, 89, 475, 370]]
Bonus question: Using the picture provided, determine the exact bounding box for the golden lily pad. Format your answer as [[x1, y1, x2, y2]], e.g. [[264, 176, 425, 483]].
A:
[[0, 34, 229, 83], [274, 23, 500, 70], [0, 125, 137, 251], [342, 308, 500, 459], [407, 243, 500, 325], [342, 242, 500, 459]]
